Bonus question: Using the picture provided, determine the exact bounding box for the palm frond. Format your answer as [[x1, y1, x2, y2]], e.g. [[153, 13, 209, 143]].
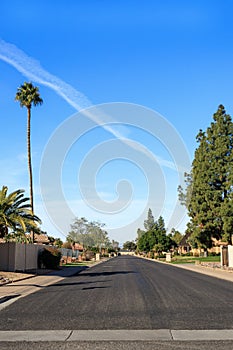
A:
[[0, 186, 42, 237]]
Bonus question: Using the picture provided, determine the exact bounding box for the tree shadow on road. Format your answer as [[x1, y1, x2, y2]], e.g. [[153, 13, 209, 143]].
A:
[[77, 270, 136, 277]]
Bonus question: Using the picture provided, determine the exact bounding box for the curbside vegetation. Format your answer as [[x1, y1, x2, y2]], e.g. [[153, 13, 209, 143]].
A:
[[38, 247, 62, 269]]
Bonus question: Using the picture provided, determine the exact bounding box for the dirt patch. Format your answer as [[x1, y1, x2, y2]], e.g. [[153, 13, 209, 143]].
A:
[[0, 271, 35, 285], [0, 268, 63, 286]]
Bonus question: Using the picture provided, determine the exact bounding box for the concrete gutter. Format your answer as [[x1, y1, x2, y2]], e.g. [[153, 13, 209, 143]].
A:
[[0, 329, 233, 342]]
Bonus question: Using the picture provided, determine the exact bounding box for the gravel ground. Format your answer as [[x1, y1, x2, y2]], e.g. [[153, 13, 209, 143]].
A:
[[0, 271, 35, 285], [0, 269, 56, 285]]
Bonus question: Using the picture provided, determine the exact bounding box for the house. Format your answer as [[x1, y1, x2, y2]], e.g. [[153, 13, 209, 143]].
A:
[[119, 249, 135, 256], [72, 243, 84, 252], [32, 233, 50, 245], [178, 232, 229, 255], [0, 233, 50, 245], [178, 232, 192, 254]]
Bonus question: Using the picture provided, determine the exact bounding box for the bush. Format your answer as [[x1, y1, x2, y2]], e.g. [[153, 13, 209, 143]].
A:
[[185, 252, 193, 256], [156, 254, 166, 259], [208, 252, 220, 257], [38, 247, 61, 269], [149, 252, 155, 259]]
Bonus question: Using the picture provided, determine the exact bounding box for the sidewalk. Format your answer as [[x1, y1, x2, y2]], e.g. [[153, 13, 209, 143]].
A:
[[171, 262, 233, 283], [0, 265, 87, 311], [0, 259, 109, 310]]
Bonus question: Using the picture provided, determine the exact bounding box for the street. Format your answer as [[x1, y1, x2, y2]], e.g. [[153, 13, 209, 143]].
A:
[[0, 256, 233, 349]]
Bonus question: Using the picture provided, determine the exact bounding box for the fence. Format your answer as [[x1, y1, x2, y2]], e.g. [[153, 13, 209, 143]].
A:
[[0, 244, 82, 271], [60, 248, 80, 259], [221, 245, 233, 267], [0, 242, 44, 272]]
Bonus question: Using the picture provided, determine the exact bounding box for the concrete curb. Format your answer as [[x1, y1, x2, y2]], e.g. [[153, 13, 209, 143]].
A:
[[0, 329, 233, 342]]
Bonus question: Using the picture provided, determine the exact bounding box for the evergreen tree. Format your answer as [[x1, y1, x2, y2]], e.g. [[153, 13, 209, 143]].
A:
[[169, 228, 183, 245], [137, 212, 171, 253], [179, 105, 233, 248], [144, 208, 155, 231], [136, 228, 145, 241]]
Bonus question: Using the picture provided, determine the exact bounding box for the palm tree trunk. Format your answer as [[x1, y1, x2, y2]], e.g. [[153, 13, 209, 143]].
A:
[[27, 107, 34, 243]]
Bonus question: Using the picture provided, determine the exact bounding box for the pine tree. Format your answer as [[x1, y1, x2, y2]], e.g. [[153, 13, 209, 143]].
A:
[[179, 105, 233, 248], [144, 208, 155, 231], [137, 212, 171, 253]]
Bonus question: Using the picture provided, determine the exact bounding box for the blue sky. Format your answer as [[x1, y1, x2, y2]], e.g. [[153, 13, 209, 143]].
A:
[[1, 0, 233, 244]]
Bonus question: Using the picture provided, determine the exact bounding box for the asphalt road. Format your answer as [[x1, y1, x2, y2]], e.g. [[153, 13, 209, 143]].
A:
[[1, 255, 233, 349], [0, 255, 232, 331], [1, 340, 233, 350]]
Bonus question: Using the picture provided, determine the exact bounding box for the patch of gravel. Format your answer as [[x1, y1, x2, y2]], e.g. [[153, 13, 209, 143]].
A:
[[0, 271, 35, 285], [200, 262, 233, 272]]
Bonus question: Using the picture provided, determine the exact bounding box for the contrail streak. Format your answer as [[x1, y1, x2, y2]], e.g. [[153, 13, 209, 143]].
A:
[[0, 39, 91, 111], [0, 38, 177, 169], [0, 39, 129, 137]]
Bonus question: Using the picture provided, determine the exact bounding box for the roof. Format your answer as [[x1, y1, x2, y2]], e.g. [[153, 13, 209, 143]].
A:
[[0, 234, 50, 244], [179, 232, 192, 247], [73, 243, 84, 251], [27, 233, 50, 244]]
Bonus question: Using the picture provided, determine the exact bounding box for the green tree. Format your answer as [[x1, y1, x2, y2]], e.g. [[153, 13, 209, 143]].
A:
[[54, 238, 63, 248], [136, 228, 145, 241], [152, 216, 171, 253], [15, 82, 43, 242], [0, 186, 41, 239], [169, 228, 183, 245], [67, 217, 91, 247], [144, 208, 155, 231], [88, 221, 110, 249], [123, 240, 137, 251], [137, 213, 172, 253], [137, 231, 151, 253], [179, 105, 233, 248], [67, 217, 110, 250]]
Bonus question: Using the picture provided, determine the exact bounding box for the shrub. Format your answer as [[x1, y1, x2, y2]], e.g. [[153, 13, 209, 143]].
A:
[[85, 250, 95, 260], [185, 252, 193, 256], [208, 252, 220, 257], [156, 253, 166, 259], [150, 252, 155, 259], [38, 247, 61, 269]]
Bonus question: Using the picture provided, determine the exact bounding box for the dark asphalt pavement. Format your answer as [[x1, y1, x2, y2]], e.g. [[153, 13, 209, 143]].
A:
[[1, 341, 233, 350], [0, 256, 232, 330]]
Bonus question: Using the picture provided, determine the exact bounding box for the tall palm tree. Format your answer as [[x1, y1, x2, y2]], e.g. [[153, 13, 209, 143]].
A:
[[0, 186, 41, 239], [15, 82, 43, 242]]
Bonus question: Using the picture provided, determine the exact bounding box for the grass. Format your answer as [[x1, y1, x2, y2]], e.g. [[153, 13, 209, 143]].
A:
[[62, 261, 97, 267], [170, 255, 220, 264]]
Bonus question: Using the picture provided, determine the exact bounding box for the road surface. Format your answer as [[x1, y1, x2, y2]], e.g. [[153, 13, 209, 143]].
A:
[[0, 255, 232, 349]]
